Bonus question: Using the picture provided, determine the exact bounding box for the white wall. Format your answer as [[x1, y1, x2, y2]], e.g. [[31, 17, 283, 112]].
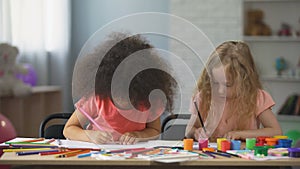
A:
[[168, 0, 243, 114]]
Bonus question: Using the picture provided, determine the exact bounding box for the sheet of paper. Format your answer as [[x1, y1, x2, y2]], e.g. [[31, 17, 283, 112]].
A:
[[2, 137, 183, 150]]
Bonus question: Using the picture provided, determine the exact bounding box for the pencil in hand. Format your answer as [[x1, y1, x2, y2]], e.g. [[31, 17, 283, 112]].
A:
[[193, 101, 206, 133]]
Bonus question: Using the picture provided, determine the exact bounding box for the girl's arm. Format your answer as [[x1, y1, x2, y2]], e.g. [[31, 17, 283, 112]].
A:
[[63, 109, 91, 142], [119, 118, 161, 144], [185, 113, 202, 140], [63, 109, 113, 144], [224, 109, 282, 140]]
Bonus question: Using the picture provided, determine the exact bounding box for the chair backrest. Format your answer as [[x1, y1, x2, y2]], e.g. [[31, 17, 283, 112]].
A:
[[39, 113, 72, 139], [160, 114, 191, 140]]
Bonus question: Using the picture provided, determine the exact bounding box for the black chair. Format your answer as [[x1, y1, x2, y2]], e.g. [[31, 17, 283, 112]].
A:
[[39, 113, 72, 139], [160, 113, 191, 140]]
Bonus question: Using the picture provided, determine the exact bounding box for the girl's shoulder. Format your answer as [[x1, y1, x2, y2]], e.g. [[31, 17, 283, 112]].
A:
[[257, 89, 275, 109], [257, 89, 273, 100]]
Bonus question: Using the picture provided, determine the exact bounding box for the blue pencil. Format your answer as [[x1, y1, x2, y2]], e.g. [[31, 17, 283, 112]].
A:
[[77, 153, 92, 158]]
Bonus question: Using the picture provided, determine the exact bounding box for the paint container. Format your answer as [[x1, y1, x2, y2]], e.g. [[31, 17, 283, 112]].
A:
[[288, 148, 300, 158], [253, 146, 268, 156], [274, 135, 288, 139], [265, 137, 278, 146], [231, 140, 241, 150], [198, 138, 208, 150], [221, 140, 231, 152], [277, 139, 293, 148], [183, 139, 194, 151], [246, 138, 256, 150], [256, 136, 268, 146], [217, 138, 227, 151]]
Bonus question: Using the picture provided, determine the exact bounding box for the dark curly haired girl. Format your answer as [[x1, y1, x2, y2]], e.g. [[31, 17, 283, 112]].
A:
[[64, 32, 177, 145]]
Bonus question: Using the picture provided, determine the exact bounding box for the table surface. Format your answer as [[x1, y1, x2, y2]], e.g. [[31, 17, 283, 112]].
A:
[[1, 152, 300, 167]]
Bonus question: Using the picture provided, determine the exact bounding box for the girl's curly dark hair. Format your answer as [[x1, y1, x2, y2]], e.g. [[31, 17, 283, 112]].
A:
[[93, 32, 177, 112]]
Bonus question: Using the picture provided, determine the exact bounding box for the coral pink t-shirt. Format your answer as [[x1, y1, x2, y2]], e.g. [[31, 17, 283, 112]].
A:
[[190, 89, 275, 138], [75, 95, 164, 140]]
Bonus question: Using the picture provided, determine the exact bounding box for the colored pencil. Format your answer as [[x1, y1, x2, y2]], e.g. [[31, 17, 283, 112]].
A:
[[10, 144, 58, 149], [131, 148, 155, 155], [203, 151, 216, 158], [39, 151, 67, 156], [78, 107, 104, 131], [108, 147, 146, 154], [5, 138, 45, 144], [45, 138, 56, 144], [194, 102, 206, 133], [16, 149, 59, 156], [56, 149, 90, 158], [3, 148, 53, 152], [217, 150, 240, 158], [206, 151, 231, 158], [77, 152, 93, 158]]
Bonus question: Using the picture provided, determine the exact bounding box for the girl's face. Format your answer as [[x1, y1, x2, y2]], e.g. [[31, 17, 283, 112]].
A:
[[211, 66, 234, 99]]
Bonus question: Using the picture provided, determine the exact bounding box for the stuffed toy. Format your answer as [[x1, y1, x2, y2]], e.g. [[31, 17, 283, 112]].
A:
[[244, 9, 272, 36], [0, 43, 32, 97]]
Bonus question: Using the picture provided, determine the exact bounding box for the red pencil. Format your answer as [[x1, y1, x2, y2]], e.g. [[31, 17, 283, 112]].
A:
[[22, 138, 45, 143]]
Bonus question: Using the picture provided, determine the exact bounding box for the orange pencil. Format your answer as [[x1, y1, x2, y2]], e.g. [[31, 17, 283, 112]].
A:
[[56, 150, 90, 158], [40, 150, 70, 156]]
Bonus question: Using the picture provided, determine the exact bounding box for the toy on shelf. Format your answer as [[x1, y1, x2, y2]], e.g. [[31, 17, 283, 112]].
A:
[[0, 43, 32, 97], [278, 23, 292, 36], [244, 9, 272, 36], [275, 57, 287, 76]]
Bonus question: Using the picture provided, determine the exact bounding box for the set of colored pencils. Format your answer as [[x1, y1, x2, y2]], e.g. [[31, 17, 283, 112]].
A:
[[2, 138, 98, 158]]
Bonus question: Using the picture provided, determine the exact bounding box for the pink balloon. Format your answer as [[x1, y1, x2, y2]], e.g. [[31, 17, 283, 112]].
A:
[[0, 114, 17, 143], [0, 113, 17, 159]]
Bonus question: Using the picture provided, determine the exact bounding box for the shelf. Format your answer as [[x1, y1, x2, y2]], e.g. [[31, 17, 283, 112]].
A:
[[243, 36, 300, 42], [261, 76, 300, 82]]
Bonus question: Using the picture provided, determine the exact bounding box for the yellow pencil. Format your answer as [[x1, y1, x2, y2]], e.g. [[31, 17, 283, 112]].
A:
[[3, 148, 53, 152]]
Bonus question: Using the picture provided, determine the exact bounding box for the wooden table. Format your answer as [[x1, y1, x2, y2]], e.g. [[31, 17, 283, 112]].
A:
[[1, 151, 300, 169]]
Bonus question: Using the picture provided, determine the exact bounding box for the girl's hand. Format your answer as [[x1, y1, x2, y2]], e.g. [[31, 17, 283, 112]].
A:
[[223, 131, 242, 140], [119, 132, 139, 145], [193, 127, 209, 141], [84, 130, 113, 144]]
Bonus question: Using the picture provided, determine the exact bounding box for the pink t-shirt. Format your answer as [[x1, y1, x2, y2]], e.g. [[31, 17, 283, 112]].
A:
[[75, 95, 164, 140], [190, 89, 275, 138]]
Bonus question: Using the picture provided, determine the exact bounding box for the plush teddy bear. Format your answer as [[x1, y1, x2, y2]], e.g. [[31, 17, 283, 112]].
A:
[[0, 43, 32, 97], [244, 9, 272, 36]]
